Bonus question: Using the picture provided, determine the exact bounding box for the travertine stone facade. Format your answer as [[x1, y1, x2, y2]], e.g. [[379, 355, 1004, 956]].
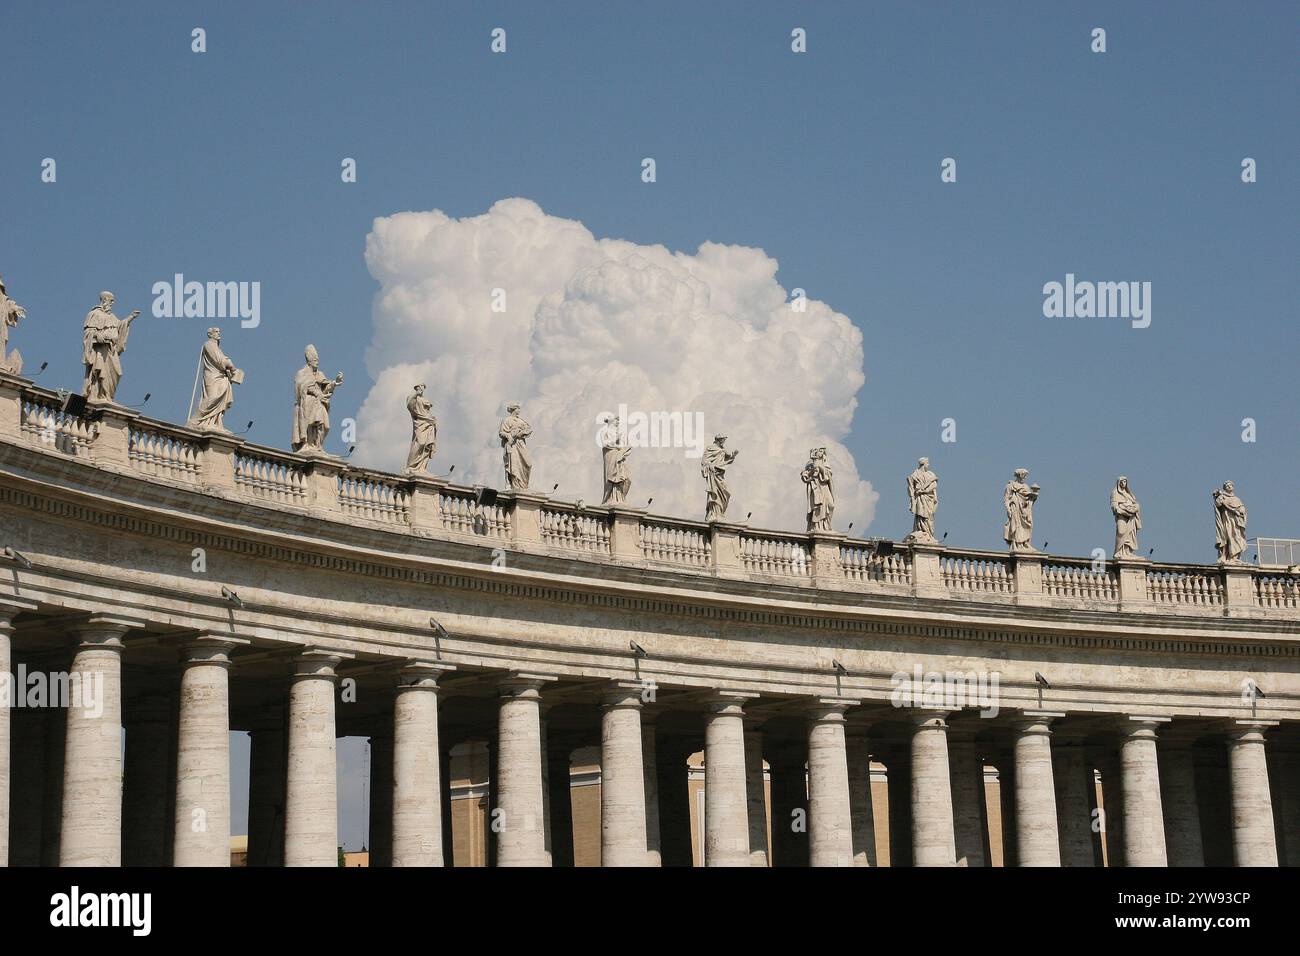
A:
[[0, 371, 1296, 868]]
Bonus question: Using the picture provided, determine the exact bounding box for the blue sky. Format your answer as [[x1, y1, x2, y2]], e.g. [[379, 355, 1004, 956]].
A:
[[4, 1, 1296, 848]]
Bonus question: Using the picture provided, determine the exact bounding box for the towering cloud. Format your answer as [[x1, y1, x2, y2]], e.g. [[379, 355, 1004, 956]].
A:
[[356, 198, 877, 532]]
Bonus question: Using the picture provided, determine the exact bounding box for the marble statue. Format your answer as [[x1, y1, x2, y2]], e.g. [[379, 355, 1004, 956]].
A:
[[801, 446, 834, 532], [1003, 468, 1040, 552], [188, 328, 241, 432], [291, 344, 343, 453], [0, 276, 26, 374], [600, 415, 631, 504], [1213, 480, 1248, 564], [82, 291, 140, 403], [404, 384, 438, 474], [701, 435, 739, 522], [905, 457, 938, 543], [1111, 476, 1142, 559], [499, 403, 533, 489]]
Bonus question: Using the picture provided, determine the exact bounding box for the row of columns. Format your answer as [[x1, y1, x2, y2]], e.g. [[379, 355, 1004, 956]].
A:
[[0, 606, 1293, 867]]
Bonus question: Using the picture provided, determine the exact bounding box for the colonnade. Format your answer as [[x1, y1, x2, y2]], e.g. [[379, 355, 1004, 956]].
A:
[[2, 606, 1297, 868]]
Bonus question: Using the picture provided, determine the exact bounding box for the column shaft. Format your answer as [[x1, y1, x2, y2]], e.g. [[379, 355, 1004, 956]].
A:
[[368, 733, 394, 866], [846, 728, 877, 866], [642, 717, 663, 866], [1227, 723, 1279, 866], [1053, 739, 1097, 867], [1159, 738, 1205, 867], [806, 703, 853, 867], [948, 731, 987, 867], [703, 695, 751, 866], [59, 623, 127, 866], [1012, 714, 1062, 866], [173, 638, 236, 867], [122, 695, 172, 866], [910, 712, 956, 867], [284, 652, 341, 867], [247, 718, 286, 867], [743, 721, 769, 866], [600, 685, 648, 866], [1120, 719, 1168, 866], [495, 675, 551, 866], [391, 663, 452, 866]]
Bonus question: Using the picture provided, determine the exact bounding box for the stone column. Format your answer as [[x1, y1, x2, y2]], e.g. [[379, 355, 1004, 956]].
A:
[[1227, 720, 1279, 867], [703, 692, 753, 866], [1194, 743, 1232, 866], [60, 616, 133, 867], [642, 713, 663, 866], [284, 649, 344, 867], [1095, 744, 1125, 867], [1011, 712, 1063, 867], [909, 711, 957, 866], [173, 636, 240, 867], [439, 740, 455, 865], [600, 682, 648, 866], [9, 707, 46, 866], [806, 700, 854, 867], [122, 694, 173, 866], [392, 661, 454, 867], [1052, 734, 1097, 867], [1159, 733, 1205, 867], [1120, 717, 1169, 867], [947, 725, 987, 867], [495, 673, 554, 866], [367, 731, 394, 866], [547, 736, 575, 867], [880, 743, 912, 867], [993, 743, 1018, 868], [743, 718, 770, 866], [846, 725, 877, 866], [247, 709, 286, 867]]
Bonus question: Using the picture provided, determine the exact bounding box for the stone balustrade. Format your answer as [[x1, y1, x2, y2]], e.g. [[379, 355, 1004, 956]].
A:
[[0, 373, 1294, 619]]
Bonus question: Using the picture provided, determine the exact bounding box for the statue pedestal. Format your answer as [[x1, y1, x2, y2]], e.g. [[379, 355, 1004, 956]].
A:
[[510, 490, 548, 547], [607, 505, 646, 562], [1011, 551, 1045, 606], [91, 403, 140, 468], [908, 540, 946, 599], [709, 521, 746, 580], [1222, 563, 1263, 618], [0, 370, 30, 437], [809, 532, 846, 588], [297, 450, 344, 514], [1114, 556, 1151, 610]]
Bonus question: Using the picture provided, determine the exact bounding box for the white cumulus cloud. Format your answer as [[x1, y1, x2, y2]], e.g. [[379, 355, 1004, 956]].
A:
[[355, 198, 877, 533]]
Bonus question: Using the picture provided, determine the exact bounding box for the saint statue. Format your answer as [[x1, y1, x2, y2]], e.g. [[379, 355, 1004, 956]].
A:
[[188, 328, 241, 432], [1003, 468, 1040, 552], [600, 415, 631, 504], [801, 446, 834, 532], [499, 402, 533, 489], [701, 434, 739, 522], [404, 384, 438, 475], [0, 275, 26, 374], [1111, 476, 1142, 559], [1212, 480, 1248, 564], [905, 457, 939, 543], [82, 291, 140, 403], [291, 344, 343, 453]]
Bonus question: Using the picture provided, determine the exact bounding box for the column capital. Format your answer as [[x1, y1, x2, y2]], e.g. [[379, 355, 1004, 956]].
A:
[[396, 660, 456, 692], [498, 671, 558, 699], [290, 646, 352, 679], [601, 679, 648, 709], [1226, 719, 1278, 744], [804, 697, 858, 723], [1009, 710, 1065, 734], [704, 690, 758, 716], [178, 632, 250, 667], [908, 708, 953, 729], [1119, 715, 1171, 739]]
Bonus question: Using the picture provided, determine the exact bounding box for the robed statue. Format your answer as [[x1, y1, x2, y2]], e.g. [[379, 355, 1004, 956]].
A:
[[83, 291, 140, 403], [600, 415, 631, 504], [1212, 480, 1248, 564], [188, 328, 241, 432], [0, 275, 26, 374], [701, 435, 739, 522], [404, 384, 438, 474], [1003, 468, 1040, 552], [801, 446, 834, 532], [1111, 476, 1142, 559], [292, 344, 343, 453], [905, 457, 938, 543], [500, 402, 533, 489]]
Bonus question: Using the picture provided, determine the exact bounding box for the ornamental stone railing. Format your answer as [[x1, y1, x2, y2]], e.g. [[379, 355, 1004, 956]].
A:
[[0, 371, 1294, 620]]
